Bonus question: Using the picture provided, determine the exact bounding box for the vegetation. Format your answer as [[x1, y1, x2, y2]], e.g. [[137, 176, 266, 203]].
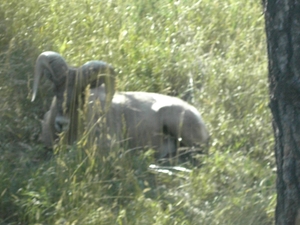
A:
[[0, 0, 274, 224]]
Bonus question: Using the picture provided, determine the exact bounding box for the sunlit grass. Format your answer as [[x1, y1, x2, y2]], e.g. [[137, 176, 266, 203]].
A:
[[0, 0, 274, 224]]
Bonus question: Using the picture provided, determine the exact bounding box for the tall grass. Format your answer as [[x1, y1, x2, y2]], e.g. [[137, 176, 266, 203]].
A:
[[0, 0, 274, 224]]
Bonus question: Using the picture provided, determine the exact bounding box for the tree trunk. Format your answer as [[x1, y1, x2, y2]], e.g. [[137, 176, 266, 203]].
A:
[[264, 0, 300, 224]]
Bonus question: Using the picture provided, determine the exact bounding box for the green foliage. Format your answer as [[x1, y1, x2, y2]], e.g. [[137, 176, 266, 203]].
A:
[[0, 0, 274, 224]]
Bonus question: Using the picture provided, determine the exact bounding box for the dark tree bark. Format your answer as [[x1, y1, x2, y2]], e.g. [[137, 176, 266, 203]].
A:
[[264, 0, 300, 224]]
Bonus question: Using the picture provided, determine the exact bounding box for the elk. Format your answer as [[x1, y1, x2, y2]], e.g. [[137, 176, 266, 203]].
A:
[[32, 51, 209, 158]]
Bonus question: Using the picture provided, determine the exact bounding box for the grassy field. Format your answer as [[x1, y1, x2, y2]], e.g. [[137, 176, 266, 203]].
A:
[[0, 0, 275, 224]]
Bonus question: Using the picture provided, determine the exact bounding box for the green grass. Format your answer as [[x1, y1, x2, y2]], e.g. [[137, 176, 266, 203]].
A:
[[0, 0, 275, 224]]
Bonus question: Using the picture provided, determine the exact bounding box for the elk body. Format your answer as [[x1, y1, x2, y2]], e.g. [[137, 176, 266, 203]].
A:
[[32, 51, 209, 158]]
